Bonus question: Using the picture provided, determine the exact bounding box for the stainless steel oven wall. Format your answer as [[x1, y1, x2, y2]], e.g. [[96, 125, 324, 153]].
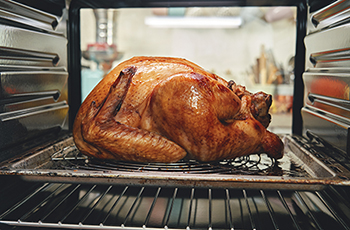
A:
[[303, 0, 350, 155], [0, 0, 68, 157]]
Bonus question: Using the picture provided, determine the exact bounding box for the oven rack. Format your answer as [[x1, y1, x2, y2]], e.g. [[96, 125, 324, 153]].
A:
[[0, 179, 349, 230], [52, 146, 284, 176], [1, 134, 350, 190]]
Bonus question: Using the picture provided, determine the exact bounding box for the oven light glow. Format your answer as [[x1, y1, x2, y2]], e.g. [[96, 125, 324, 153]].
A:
[[145, 16, 242, 28]]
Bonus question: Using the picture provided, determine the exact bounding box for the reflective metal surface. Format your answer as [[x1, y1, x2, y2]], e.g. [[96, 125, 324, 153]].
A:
[[303, 0, 350, 157], [1, 135, 349, 190], [309, 0, 350, 32], [0, 0, 59, 33], [304, 72, 350, 117], [0, 0, 68, 151], [302, 106, 350, 154]]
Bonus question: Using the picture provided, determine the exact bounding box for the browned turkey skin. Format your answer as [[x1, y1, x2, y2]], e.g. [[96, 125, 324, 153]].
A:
[[73, 56, 284, 162]]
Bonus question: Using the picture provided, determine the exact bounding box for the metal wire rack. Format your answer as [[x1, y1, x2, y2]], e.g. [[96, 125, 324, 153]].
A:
[[49, 143, 309, 178], [0, 178, 349, 230], [3, 134, 349, 191]]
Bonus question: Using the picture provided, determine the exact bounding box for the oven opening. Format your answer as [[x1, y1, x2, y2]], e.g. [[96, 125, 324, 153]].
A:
[[1, 3, 349, 192]]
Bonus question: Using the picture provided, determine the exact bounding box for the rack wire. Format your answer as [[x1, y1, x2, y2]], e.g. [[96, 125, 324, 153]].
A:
[[49, 143, 310, 178], [0, 179, 349, 230]]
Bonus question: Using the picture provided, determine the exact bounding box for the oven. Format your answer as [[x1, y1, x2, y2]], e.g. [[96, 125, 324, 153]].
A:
[[1, 0, 350, 229]]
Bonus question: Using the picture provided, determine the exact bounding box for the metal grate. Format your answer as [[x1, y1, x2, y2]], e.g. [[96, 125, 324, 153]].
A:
[[49, 142, 309, 178], [53, 145, 277, 174], [3, 134, 350, 190], [0, 180, 350, 230]]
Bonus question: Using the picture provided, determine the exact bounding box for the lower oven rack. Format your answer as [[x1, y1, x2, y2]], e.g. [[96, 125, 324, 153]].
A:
[[0, 179, 349, 230]]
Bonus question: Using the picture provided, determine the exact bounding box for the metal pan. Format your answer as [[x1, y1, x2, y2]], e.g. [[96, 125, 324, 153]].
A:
[[1, 134, 349, 190]]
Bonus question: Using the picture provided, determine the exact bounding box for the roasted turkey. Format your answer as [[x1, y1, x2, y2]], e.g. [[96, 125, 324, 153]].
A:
[[73, 56, 284, 162]]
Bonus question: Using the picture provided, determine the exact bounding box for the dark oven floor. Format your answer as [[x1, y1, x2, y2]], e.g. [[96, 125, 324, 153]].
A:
[[1, 176, 350, 230]]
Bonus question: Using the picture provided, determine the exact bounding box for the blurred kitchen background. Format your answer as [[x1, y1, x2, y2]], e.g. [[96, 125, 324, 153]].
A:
[[80, 6, 296, 134]]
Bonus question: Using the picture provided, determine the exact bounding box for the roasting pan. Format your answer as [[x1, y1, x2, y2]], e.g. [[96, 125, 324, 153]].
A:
[[1, 133, 349, 191]]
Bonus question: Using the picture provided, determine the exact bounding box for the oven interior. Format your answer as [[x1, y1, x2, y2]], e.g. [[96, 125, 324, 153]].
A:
[[1, 0, 350, 229], [1, 176, 350, 230]]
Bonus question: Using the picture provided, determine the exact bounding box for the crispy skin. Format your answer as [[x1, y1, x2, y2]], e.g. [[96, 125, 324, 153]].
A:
[[73, 56, 284, 162]]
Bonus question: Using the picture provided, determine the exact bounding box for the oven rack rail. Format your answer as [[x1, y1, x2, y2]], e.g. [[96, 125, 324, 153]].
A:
[[0, 181, 349, 230]]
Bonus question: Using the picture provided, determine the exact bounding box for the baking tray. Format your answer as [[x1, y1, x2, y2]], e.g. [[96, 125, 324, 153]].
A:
[[1, 134, 350, 190]]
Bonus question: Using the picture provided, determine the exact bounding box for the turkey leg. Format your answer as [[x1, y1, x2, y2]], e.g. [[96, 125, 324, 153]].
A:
[[80, 67, 187, 162]]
